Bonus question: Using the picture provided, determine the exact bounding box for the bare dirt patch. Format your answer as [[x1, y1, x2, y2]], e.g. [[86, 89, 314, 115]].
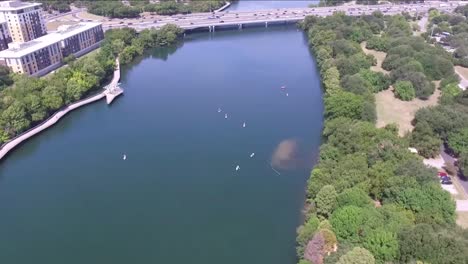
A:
[[375, 83, 440, 136], [76, 11, 106, 21], [360, 42, 389, 74]]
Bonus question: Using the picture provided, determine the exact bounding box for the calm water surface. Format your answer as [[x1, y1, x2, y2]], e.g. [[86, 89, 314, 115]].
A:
[[228, 0, 319, 11], [0, 26, 323, 264]]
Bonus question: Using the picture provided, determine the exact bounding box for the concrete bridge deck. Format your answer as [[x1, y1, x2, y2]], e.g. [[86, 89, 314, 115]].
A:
[[101, 1, 463, 32]]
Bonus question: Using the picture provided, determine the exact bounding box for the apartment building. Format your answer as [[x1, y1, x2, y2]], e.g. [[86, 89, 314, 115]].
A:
[[0, 1, 46, 43], [0, 21, 12, 50], [0, 23, 104, 76]]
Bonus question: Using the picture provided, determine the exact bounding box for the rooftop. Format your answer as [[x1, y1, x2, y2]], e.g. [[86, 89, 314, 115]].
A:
[[0, 1, 42, 11], [0, 22, 102, 58]]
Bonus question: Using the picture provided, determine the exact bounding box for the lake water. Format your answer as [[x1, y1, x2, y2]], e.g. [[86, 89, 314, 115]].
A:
[[0, 26, 323, 263]]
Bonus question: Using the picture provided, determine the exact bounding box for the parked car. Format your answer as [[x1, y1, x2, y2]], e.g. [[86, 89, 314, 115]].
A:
[[441, 178, 453, 185], [438, 171, 448, 178]]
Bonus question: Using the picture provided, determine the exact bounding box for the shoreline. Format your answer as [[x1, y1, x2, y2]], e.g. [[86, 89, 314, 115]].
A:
[[214, 1, 231, 12], [0, 58, 121, 161]]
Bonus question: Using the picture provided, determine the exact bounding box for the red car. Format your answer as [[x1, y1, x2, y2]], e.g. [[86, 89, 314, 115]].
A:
[[438, 171, 448, 177]]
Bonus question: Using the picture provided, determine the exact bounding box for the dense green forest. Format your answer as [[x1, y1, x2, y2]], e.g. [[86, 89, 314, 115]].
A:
[[412, 7, 468, 175], [0, 25, 184, 145], [297, 11, 468, 264], [36, 0, 226, 17]]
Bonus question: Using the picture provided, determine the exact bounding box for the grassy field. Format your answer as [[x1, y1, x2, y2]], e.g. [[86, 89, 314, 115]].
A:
[[361, 42, 440, 136], [375, 85, 440, 136]]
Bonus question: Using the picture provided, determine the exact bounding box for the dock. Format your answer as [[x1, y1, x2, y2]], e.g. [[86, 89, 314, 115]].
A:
[[105, 58, 124, 104]]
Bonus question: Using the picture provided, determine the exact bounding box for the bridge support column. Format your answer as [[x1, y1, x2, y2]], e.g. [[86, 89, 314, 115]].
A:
[[265, 21, 268, 28]]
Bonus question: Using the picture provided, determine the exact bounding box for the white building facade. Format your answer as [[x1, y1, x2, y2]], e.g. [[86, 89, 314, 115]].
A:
[[0, 23, 104, 76], [0, 1, 46, 43]]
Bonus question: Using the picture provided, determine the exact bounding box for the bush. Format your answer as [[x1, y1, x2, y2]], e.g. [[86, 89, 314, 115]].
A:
[[366, 36, 389, 52], [410, 121, 442, 158], [394, 80, 415, 101], [448, 128, 468, 155], [337, 247, 375, 264]]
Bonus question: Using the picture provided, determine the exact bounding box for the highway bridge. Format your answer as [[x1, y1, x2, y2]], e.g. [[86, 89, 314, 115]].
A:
[[100, 1, 464, 32]]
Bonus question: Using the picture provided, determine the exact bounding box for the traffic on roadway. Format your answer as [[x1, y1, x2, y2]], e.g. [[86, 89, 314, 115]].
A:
[[47, 1, 464, 32]]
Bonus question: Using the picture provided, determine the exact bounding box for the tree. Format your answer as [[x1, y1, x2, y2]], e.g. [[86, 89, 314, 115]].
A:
[[315, 185, 338, 219], [448, 128, 468, 155], [359, 69, 390, 93], [323, 67, 342, 95], [41, 86, 64, 111], [62, 54, 76, 64], [330, 206, 366, 242], [366, 37, 389, 52], [414, 105, 468, 140], [337, 187, 373, 208], [394, 80, 415, 101], [1, 101, 31, 135], [324, 91, 365, 121], [296, 216, 320, 256], [341, 74, 372, 96], [389, 185, 455, 225], [459, 152, 468, 177], [337, 247, 375, 264], [410, 121, 442, 158], [363, 229, 399, 262], [398, 224, 468, 263], [0, 65, 13, 90]]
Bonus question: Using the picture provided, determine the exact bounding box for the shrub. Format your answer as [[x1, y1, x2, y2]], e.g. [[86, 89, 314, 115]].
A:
[[394, 80, 415, 101]]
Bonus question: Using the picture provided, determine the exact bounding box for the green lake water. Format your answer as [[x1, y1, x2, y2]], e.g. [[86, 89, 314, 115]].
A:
[[0, 25, 323, 264]]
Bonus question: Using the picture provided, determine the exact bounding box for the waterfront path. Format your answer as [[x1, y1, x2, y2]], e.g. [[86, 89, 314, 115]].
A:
[[0, 58, 121, 161]]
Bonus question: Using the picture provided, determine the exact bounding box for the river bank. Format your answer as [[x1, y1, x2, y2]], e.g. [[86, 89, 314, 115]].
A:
[[0, 58, 122, 161]]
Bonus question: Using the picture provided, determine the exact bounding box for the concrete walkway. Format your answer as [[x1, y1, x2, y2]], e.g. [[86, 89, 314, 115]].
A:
[[0, 58, 121, 161], [454, 67, 468, 90], [457, 200, 468, 212]]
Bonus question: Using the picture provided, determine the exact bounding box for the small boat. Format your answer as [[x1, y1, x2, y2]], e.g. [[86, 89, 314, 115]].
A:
[[281, 85, 286, 90], [250, 152, 255, 158], [225, 113, 228, 119], [242, 122, 246, 128], [217, 108, 222, 113], [123, 154, 127, 160], [286, 93, 289, 97], [235, 165, 240, 171]]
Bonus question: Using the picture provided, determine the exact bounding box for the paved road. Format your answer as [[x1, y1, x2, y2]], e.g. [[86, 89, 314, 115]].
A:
[[457, 200, 468, 212], [90, 1, 463, 31]]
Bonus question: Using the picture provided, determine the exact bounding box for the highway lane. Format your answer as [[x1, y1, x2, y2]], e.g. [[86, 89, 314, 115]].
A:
[[46, 1, 464, 32]]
